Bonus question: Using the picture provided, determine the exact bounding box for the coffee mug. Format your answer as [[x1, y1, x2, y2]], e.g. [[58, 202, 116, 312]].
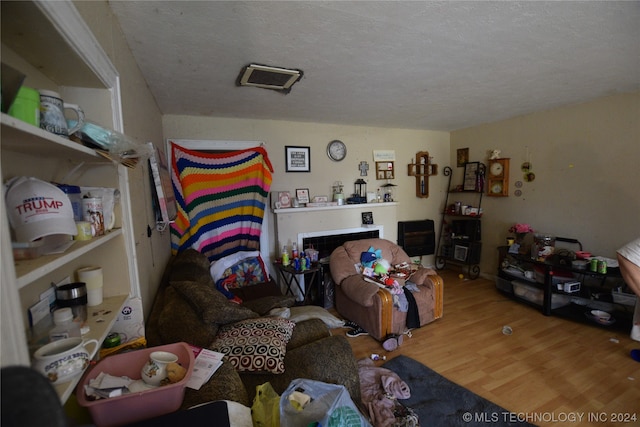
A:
[[82, 197, 105, 236], [32, 337, 98, 384], [8, 86, 40, 126], [39, 89, 84, 138]]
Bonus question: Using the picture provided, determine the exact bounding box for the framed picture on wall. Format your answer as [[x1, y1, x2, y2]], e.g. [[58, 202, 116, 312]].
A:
[[361, 211, 374, 225], [285, 146, 311, 172], [463, 162, 479, 191], [457, 148, 469, 167]]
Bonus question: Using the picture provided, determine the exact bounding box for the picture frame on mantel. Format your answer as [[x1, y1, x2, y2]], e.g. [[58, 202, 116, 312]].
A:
[[296, 188, 310, 204], [285, 146, 311, 172]]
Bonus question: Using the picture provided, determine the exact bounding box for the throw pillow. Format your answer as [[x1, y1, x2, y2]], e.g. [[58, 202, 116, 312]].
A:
[[171, 280, 258, 325], [288, 306, 345, 329], [211, 317, 295, 374], [220, 256, 269, 288]]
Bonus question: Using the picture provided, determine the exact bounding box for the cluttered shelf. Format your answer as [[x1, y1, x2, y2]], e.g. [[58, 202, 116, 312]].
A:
[[273, 202, 397, 214], [496, 243, 634, 331], [51, 294, 128, 403]]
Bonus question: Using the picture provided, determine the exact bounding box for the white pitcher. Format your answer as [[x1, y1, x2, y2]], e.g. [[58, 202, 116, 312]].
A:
[[140, 351, 178, 386]]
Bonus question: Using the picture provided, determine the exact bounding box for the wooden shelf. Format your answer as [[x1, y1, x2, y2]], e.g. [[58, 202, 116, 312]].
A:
[[52, 294, 128, 403], [15, 230, 123, 289], [408, 151, 437, 198], [1, 2, 140, 407]]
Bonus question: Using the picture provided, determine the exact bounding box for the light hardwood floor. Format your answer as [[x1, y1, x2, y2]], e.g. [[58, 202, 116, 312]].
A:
[[331, 270, 640, 427]]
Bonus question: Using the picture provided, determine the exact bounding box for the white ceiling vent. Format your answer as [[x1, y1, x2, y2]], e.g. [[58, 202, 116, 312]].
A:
[[237, 64, 303, 93]]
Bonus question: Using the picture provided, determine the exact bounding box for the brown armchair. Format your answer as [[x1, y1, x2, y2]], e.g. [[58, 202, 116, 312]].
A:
[[330, 238, 443, 341]]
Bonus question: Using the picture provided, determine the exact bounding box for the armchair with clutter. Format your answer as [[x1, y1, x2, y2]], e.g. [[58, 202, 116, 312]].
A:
[[330, 238, 443, 348]]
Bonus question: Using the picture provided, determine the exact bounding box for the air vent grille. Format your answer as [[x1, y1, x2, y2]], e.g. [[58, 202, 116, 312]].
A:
[[237, 64, 303, 93]]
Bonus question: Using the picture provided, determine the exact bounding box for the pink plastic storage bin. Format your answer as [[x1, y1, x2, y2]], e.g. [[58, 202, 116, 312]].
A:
[[76, 342, 194, 427]]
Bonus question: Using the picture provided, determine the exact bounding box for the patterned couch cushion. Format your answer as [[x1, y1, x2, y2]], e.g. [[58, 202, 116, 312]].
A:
[[211, 317, 295, 374], [171, 280, 258, 325]]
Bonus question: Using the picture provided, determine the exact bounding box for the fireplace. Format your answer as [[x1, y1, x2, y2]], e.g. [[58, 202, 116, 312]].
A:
[[298, 226, 381, 308], [300, 227, 382, 260], [272, 203, 397, 306]]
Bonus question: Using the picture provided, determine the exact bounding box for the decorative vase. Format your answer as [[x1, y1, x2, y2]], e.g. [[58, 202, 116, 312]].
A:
[[140, 351, 178, 386]]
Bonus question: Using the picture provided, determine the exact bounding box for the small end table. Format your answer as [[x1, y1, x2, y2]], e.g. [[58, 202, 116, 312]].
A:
[[273, 262, 321, 305]]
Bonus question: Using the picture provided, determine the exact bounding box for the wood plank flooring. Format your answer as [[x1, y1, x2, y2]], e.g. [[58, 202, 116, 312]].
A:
[[331, 270, 640, 427]]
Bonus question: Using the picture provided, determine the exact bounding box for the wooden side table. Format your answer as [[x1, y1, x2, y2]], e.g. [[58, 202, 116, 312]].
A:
[[273, 262, 321, 305]]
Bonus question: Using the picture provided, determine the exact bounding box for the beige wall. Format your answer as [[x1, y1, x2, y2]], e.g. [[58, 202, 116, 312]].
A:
[[162, 116, 450, 265], [451, 92, 640, 277], [76, 1, 640, 308], [75, 1, 170, 316]]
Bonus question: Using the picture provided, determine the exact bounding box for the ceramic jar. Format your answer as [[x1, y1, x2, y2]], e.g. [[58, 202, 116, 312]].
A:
[[140, 351, 178, 386], [32, 337, 98, 384]]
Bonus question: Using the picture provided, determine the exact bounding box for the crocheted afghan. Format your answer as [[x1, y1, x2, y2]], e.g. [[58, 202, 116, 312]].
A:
[[170, 143, 273, 261]]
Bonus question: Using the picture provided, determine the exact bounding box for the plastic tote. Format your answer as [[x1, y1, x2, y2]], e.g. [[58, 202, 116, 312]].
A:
[[280, 378, 371, 427], [76, 342, 194, 427]]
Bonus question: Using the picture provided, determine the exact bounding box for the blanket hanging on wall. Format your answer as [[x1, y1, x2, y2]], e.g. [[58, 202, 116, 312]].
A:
[[170, 143, 273, 262]]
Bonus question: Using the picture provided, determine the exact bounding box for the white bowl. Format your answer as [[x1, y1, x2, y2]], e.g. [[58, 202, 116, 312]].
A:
[[590, 310, 611, 321]]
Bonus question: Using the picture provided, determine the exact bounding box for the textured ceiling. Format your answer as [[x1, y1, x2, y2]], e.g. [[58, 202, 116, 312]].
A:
[[108, 1, 640, 131]]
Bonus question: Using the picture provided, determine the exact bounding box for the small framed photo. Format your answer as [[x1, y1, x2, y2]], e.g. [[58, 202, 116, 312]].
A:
[[457, 148, 469, 167], [277, 191, 291, 208], [285, 146, 310, 172], [463, 161, 479, 191], [361, 211, 374, 225], [295, 188, 310, 204]]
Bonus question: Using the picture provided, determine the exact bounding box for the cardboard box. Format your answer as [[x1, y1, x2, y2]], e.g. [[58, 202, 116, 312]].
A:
[[110, 297, 145, 343]]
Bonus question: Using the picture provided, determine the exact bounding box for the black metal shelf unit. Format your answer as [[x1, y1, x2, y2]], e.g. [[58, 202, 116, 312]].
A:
[[435, 165, 485, 279], [496, 246, 633, 331]]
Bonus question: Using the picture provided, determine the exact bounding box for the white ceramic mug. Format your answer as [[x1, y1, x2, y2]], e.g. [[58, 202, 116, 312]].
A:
[[39, 90, 85, 138], [32, 337, 98, 384]]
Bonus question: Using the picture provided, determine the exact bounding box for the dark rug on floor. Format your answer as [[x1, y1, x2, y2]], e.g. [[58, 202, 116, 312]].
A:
[[382, 355, 536, 427]]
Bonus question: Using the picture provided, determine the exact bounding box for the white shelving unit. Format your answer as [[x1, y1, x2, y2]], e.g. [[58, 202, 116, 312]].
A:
[[1, 1, 140, 404]]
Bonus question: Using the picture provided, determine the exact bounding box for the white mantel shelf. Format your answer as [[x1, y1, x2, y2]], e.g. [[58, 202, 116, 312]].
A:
[[273, 201, 399, 257], [274, 202, 398, 214]]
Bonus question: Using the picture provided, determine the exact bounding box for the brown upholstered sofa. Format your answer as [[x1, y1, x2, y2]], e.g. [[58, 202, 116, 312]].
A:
[[330, 238, 443, 341], [146, 249, 361, 409]]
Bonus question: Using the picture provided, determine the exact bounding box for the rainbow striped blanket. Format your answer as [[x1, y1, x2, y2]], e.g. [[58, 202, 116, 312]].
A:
[[170, 143, 273, 261]]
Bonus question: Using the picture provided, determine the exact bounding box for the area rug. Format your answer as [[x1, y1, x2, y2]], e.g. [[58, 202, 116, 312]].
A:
[[382, 355, 535, 427]]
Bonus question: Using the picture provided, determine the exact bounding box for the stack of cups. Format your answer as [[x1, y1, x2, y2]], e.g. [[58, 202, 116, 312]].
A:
[[76, 266, 103, 306]]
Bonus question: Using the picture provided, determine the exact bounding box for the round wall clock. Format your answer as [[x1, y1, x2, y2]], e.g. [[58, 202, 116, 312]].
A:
[[327, 140, 347, 161], [490, 162, 503, 176]]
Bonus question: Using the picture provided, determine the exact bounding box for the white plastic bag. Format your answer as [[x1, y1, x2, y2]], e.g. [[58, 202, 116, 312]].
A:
[[280, 378, 371, 427]]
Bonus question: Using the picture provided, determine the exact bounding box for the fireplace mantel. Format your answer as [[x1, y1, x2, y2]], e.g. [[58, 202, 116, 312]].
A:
[[273, 202, 398, 254], [273, 202, 397, 214]]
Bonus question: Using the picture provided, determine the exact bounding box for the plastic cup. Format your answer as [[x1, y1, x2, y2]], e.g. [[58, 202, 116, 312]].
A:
[[77, 266, 103, 306], [8, 86, 40, 126]]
